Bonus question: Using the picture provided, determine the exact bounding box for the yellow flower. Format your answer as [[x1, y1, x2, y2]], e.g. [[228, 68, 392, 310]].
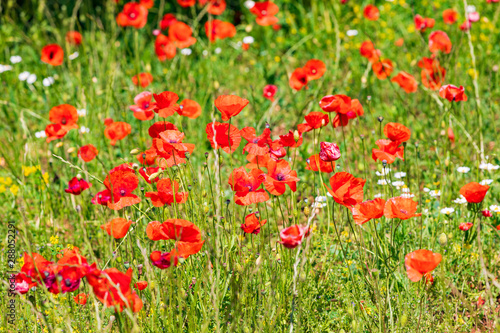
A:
[[0, 176, 13, 185], [50, 235, 59, 245], [10, 185, 19, 196], [42, 172, 49, 184], [67, 244, 74, 250], [0, 185, 6, 193], [23, 165, 41, 177], [274, 56, 281, 63]]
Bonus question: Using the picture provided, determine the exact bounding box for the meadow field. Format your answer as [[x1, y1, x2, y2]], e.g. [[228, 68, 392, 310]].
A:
[[1, 0, 500, 331]]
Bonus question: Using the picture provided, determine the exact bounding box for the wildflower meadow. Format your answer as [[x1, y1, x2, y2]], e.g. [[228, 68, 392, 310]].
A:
[[2, 0, 500, 332]]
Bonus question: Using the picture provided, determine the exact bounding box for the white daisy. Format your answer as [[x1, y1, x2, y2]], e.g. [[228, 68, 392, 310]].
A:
[[26, 74, 37, 84], [378, 179, 388, 185], [457, 166, 470, 173], [42, 77, 55, 87], [215, 47, 222, 54], [315, 196, 327, 203], [10, 56, 22, 64], [479, 163, 499, 171], [392, 181, 405, 188], [394, 172, 406, 179], [0, 64, 13, 73], [440, 207, 455, 215], [77, 109, 87, 117], [35, 130, 47, 138], [68, 52, 79, 60], [480, 179, 493, 185], [376, 168, 391, 176], [19, 71, 30, 81], [243, 36, 255, 44], [244, 1, 255, 9], [423, 187, 430, 193], [453, 195, 467, 204], [429, 190, 441, 197], [346, 29, 358, 37], [181, 48, 192, 56], [80, 126, 90, 134], [490, 205, 500, 213]]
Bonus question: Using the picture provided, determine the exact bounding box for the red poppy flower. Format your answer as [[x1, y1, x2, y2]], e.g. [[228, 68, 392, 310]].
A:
[[240, 127, 271, 155], [41, 44, 64, 66], [152, 130, 195, 166], [250, 1, 279, 26], [179, 99, 202, 119], [306, 154, 334, 173], [169, 21, 197, 49], [205, 19, 236, 42], [279, 225, 310, 249], [147, 219, 202, 242], [421, 68, 446, 90], [391, 72, 418, 93], [150, 251, 174, 269], [104, 121, 131, 146], [45, 124, 68, 143], [319, 94, 351, 114], [363, 5, 379, 21], [439, 85, 467, 102], [177, 0, 195, 7], [384, 197, 422, 220], [460, 20, 472, 31], [206, 0, 226, 15], [360, 41, 381, 63], [130, 91, 156, 120], [260, 159, 299, 196], [372, 139, 404, 164], [246, 153, 274, 170], [268, 140, 286, 159], [74, 293, 88, 305], [116, 2, 148, 29], [483, 210, 492, 217], [86, 265, 143, 312], [459, 222, 473, 231], [303, 59, 326, 81], [145, 178, 188, 207], [384, 122, 411, 143], [102, 166, 141, 210], [132, 72, 153, 87], [100, 218, 132, 239], [289, 67, 309, 91], [65, 177, 91, 195], [331, 99, 364, 128], [160, 13, 177, 30], [206, 122, 241, 153], [459, 182, 489, 203], [297, 112, 329, 133], [155, 34, 177, 61], [21, 252, 53, 282], [263, 84, 278, 101], [325, 172, 365, 207], [228, 167, 269, 206], [78, 144, 98, 162], [49, 104, 79, 130], [279, 130, 303, 148], [66, 31, 83, 46], [134, 281, 148, 290], [414, 15, 435, 32], [153, 91, 180, 117], [447, 127, 455, 143], [137, 166, 160, 184], [320, 142, 341, 162], [394, 38, 404, 47], [351, 198, 386, 225], [241, 212, 267, 234], [372, 59, 393, 80], [443, 9, 458, 24], [148, 121, 178, 138], [14, 272, 36, 294], [214, 95, 249, 121], [429, 31, 452, 54], [405, 250, 442, 282], [140, 0, 153, 8]]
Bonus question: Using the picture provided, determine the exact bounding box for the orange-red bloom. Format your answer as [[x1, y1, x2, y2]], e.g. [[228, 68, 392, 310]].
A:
[[45, 124, 68, 143], [404, 250, 442, 282], [130, 91, 156, 120], [303, 59, 326, 81], [205, 19, 236, 42], [372, 59, 393, 80], [250, 1, 279, 26], [116, 2, 148, 29], [384, 122, 411, 143], [100, 165, 141, 210], [459, 222, 474, 231], [279, 225, 310, 249], [363, 5, 379, 21], [179, 99, 202, 119], [100, 218, 132, 239], [155, 34, 176, 61], [319, 94, 351, 114], [263, 84, 277, 101], [145, 178, 188, 207], [177, 0, 195, 7], [279, 130, 303, 148], [153, 91, 180, 117], [331, 99, 364, 128], [49, 104, 79, 130], [419, 57, 446, 90], [41, 44, 64, 66], [74, 293, 88, 305], [325, 172, 365, 207], [351, 198, 386, 225], [414, 14, 435, 32], [66, 31, 83, 45], [132, 72, 153, 87], [289, 67, 309, 91], [214, 95, 249, 121], [443, 9, 459, 24], [240, 127, 271, 155], [228, 167, 268, 206], [160, 13, 177, 30], [78, 144, 98, 162], [169, 21, 197, 49], [104, 121, 131, 146], [134, 281, 148, 290], [297, 112, 329, 133], [206, 122, 241, 153], [384, 197, 422, 220], [459, 182, 489, 203], [429, 31, 452, 54], [391, 72, 418, 93], [306, 154, 334, 173], [360, 41, 381, 63], [140, 0, 154, 8], [260, 159, 299, 196], [241, 212, 267, 234], [152, 129, 195, 168], [206, 0, 226, 15], [439, 84, 467, 102], [372, 140, 405, 164], [65, 177, 91, 195]]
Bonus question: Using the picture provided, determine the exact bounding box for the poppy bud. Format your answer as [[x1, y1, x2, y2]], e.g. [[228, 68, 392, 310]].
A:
[[130, 148, 140, 155], [124, 261, 130, 269], [319, 142, 341, 162], [76, 173, 82, 180], [205, 152, 209, 158], [482, 210, 492, 217], [265, 122, 271, 129], [137, 264, 143, 275], [438, 233, 447, 246], [67, 147, 76, 153], [55, 142, 64, 148], [293, 130, 300, 141], [132, 163, 140, 170], [377, 116, 383, 122], [304, 207, 310, 216]]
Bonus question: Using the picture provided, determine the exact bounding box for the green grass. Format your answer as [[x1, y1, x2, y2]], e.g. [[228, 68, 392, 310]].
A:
[[1, 0, 500, 332]]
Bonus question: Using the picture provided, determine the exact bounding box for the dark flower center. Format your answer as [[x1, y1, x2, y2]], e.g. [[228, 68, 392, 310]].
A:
[[399, 209, 408, 215], [143, 102, 150, 108], [61, 117, 67, 125], [120, 189, 126, 196], [276, 173, 285, 181]]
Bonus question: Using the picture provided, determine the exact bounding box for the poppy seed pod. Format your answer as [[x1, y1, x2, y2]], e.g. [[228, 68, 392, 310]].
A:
[[438, 233, 447, 246], [319, 142, 341, 162]]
